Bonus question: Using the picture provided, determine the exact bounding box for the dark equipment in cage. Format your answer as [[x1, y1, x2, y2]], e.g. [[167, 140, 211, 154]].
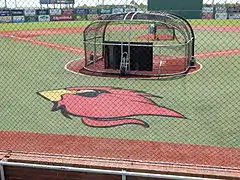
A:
[[83, 12, 196, 77]]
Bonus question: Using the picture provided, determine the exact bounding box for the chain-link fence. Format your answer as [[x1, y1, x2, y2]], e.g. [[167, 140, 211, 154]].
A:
[[0, 0, 239, 177]]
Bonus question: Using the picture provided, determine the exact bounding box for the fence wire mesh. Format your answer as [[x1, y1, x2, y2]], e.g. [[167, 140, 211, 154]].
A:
[[0, 0, 239, 174]]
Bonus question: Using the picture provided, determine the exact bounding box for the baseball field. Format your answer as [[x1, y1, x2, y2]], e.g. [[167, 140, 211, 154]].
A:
[[0, 19, 239, 176]]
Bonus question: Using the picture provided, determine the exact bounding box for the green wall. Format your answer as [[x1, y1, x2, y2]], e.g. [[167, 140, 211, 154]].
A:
[[148, 0, 203, 19]]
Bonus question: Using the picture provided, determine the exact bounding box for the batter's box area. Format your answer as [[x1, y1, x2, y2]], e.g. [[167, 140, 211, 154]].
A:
[[66, 56, 201, 78]]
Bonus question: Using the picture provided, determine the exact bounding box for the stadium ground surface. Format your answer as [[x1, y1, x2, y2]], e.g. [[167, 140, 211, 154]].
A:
[[0, 20, 239, 178]]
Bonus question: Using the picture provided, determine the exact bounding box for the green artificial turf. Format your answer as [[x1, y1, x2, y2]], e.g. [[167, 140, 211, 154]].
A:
[[0, 21, 89, 31], [0, 20, 239, 148], [189, 19, 240, 26], [0, 19, 239, 32]]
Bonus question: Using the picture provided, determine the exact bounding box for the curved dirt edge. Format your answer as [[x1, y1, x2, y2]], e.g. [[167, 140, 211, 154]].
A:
[[65, 58, 203, 79]]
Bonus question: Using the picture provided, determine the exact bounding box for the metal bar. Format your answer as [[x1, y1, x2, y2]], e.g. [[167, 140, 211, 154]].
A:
[[85, 36, 103, 41], [0, 165, 5, 180], [0, 161, 220, 180], [83, 41, 189, 48], [123, 12, 132, 21], [130, 12, 139, 21], [122, 170, 127, 180], [83, 65, 189, 77]]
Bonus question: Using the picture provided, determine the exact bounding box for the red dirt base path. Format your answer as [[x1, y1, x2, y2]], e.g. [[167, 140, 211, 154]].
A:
[[0, 131, 239, 178]]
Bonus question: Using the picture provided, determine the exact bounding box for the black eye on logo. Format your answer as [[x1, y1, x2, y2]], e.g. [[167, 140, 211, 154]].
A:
[[76, 90, 110, 97]]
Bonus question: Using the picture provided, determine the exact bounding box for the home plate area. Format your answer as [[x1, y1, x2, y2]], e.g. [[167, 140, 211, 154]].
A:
[[66, 55, 201, 78]]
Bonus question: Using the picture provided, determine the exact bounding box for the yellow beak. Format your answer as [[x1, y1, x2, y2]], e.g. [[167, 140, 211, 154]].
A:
[[38, 89, 77, 101]]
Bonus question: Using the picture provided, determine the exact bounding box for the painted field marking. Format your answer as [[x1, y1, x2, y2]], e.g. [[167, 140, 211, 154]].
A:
[[9, 35, 85, 54], [65, 59, 89, 77], [1, 28, 239, 59]]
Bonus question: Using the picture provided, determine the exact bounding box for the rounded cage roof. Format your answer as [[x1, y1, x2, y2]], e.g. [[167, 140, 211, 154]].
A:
[[84, 11, 195, 43]]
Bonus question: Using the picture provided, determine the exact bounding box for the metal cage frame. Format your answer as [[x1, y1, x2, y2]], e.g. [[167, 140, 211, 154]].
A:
[[83, 11, 196, 77]]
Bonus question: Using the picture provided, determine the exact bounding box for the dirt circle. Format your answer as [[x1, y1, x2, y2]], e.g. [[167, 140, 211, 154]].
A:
[[65, 58, 202, 79]]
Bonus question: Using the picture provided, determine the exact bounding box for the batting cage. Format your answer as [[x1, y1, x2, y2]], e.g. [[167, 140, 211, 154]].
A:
[[83, 12, 196, 77]]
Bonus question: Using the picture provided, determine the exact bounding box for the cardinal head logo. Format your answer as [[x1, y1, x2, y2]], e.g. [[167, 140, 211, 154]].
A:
[[37, 86, 184, 128]]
